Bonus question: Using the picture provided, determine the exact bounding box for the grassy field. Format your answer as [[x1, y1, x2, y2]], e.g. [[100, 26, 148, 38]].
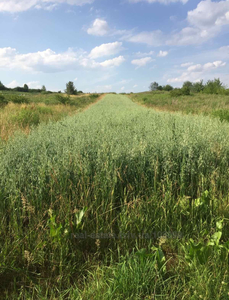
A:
[[0, 92, 101, 142], [1, 94, 229, 299], [129, 91, 229, 120]]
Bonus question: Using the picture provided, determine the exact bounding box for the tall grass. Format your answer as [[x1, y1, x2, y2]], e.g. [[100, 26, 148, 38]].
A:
[[1, 95, 229, 298]]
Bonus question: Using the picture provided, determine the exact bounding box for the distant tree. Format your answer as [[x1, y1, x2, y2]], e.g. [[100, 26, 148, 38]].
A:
[[65, 81, 77, 95], [24, 84, 29, 92], [203, 78, 224, 94], [42, 85, 46, 92], [192, 80, 204, 93], [149, 82, 159, 91], [0, 81, 6, 91], [157, 85, 163, 91], [182, 81, 193, 90], [163, 84, 173, 91]]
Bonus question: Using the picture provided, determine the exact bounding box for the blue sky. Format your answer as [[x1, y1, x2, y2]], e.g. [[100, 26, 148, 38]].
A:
[[0, 0, 229, 93]]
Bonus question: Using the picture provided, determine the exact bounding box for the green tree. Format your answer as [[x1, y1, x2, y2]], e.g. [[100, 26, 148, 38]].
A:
[[163, 84, 173, 91], [42, 85, 46, 92], [203, 78, 224, 94], [24, 84, 29, 92], [65, 81, 77, 95], [149, 82, 159, 91], [0, 81, 6, 91], [182, 81, 193, 90], [192, 80, 204, 93]]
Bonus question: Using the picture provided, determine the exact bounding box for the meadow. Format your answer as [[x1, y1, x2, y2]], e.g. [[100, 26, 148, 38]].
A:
[[130, 91, 229, 121], [1, 93, 229, 299], [0, 92, 100, 142]]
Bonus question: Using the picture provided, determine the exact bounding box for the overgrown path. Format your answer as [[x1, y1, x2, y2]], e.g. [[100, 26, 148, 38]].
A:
[[1, 94, 229, 299]]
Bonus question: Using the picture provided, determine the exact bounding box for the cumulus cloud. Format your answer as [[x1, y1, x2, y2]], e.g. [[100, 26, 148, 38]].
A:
[[123, 0, 229, 46], [100, 56, 125, 67], [157, 50, 168, 57], [27, 81, 42, 89], [131, 57, 152, 68], [87, 19, 109, 36], [128, 0, 188, 4], [0, 47, 125, 73], [167, 60, 226, 83], [134, 51, 154, 57], [6, 80, 20, 88], [89, 42, 124, 59], [0, 0, 94, 12]]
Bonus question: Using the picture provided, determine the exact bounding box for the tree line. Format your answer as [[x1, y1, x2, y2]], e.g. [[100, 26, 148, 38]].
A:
[[149, 78, 229, 96], [0, 81, 83, 95]]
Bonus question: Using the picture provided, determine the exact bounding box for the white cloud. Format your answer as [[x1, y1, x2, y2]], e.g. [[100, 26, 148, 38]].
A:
[[6, 80, 20, 88], [87, 19, 109, 36], [133, 84, 138, 88], [0, 47, 125, 73], [27, 81, 41, 89], [121, 86, 125, 91], [187, 0, 229, 28], [181, 62, 193, 67], [89, 42, 124, 59], [0, 0, 94, 13], [74, 77, 78, 81], [168, 60, 226, 83], [123, 0, 229, 46], [131, 56, 152, 68], [134, 51, 154, 57], [157, 50, 168, 57], [128, 0, 188, 4], [100, 56, 125, 67]]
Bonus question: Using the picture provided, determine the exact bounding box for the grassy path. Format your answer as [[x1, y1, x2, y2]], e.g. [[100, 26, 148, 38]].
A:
[[1, 94, 229, 299]]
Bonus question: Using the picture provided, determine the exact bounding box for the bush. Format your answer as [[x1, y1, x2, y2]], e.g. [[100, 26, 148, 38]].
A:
[[203, 78, 224, 94], [170, 88, 183, 97], [181, 86, 191, 95], [89, 94, 99, 99], [55, 94, 69, 105], [11, 108, 40, 127], [0, 95, 8, 107], [212, 110, 229, 122], [8, 95, 29, 104]]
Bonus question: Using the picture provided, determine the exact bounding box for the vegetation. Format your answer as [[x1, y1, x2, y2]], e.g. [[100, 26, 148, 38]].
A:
[[65, 81, 78, 95], [0, 92, 101, 142], [1, 94, 229, 298]]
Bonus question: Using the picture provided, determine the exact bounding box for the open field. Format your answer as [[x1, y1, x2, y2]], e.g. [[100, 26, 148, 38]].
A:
[[1, 94, 229, 299], [0, 92, 101, 142], [130, 91, 229, 120]]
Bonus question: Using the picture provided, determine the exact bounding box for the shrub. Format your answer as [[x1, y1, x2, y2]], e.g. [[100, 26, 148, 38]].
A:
[[170, 88, 183, 97], [203, 78, 224, 94], [181, 86, 191, 95], [0, 95, 8, 107], [8, 95, 29, 104], [11, 108, 40, 127], [89, 94, 99, 99], [212, 110, 229, 122], [55, 94, 69, 105]]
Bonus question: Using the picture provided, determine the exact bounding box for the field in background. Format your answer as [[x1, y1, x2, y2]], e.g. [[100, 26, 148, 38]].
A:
[[129, 91, 229, 121], [1, 94, 229, 299], [0, 92, 101, 142]]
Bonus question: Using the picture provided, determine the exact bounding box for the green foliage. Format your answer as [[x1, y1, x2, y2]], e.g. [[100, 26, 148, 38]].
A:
[[1, 95, 229, 298], [170, 88, 183, 97], [192, 80, 204, 93], [149, 81, 159, 91], [65, 81, 77, 95], [0, 95, 8, 107], [8, 95, 29, 104], [55, 94, 70, 105], [181, 86, 191, 95], [203, 78, 225, 94], [11, 108, 40, 127], [23, 84, 29, 92], [183, 81, 193, 90], [163, 84, 173, 91], [211, 109, 229, 122]]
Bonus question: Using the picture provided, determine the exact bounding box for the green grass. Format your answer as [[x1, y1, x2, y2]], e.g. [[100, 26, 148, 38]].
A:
[[1, 94, 229, 299], [129, 91, 229, 118]]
